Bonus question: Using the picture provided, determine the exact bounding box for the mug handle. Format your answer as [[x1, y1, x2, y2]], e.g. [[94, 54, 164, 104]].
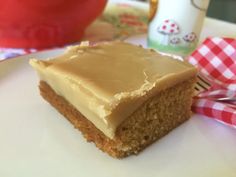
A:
[[149, 0, 158, 22], [191, 0, 208, 11]]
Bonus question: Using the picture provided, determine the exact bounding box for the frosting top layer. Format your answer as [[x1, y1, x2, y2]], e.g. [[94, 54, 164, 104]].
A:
[[30, 42, 197, 138]]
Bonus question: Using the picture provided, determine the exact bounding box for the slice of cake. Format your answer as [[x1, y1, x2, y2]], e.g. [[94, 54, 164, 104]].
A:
[[30, 42, 197, 158]]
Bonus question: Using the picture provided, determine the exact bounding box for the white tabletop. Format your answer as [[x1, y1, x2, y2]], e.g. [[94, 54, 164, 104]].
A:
[[202, 17, 236, 40], [0, 1, 236, 177]]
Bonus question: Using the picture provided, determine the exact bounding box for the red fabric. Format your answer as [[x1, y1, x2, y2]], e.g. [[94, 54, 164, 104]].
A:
[[187, 37, 236, 128]]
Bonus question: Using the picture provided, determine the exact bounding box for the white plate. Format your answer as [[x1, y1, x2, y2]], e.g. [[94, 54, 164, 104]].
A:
[[1, 35, 236, 177]]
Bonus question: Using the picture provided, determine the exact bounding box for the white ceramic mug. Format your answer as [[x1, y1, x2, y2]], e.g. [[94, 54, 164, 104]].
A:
[[148, 0, 211, 56]]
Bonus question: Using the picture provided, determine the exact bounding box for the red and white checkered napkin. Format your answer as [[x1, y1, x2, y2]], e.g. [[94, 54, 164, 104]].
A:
[[187, 37, 236, 128]]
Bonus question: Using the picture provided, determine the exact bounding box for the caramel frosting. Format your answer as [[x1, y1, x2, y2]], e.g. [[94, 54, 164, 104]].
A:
[[30, 42, 197, 139]]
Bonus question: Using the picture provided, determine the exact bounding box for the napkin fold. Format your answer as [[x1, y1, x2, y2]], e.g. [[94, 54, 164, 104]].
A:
[[188, 37, 236, 127]]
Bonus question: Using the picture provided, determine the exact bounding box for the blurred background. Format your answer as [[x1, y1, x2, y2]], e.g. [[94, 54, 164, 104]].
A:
[[207, 0, 236, 23], [137, 0, 236, 23]]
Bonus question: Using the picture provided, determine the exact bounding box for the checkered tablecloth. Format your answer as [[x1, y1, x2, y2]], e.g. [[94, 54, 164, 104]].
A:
[[188, 37, 236, 128]]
